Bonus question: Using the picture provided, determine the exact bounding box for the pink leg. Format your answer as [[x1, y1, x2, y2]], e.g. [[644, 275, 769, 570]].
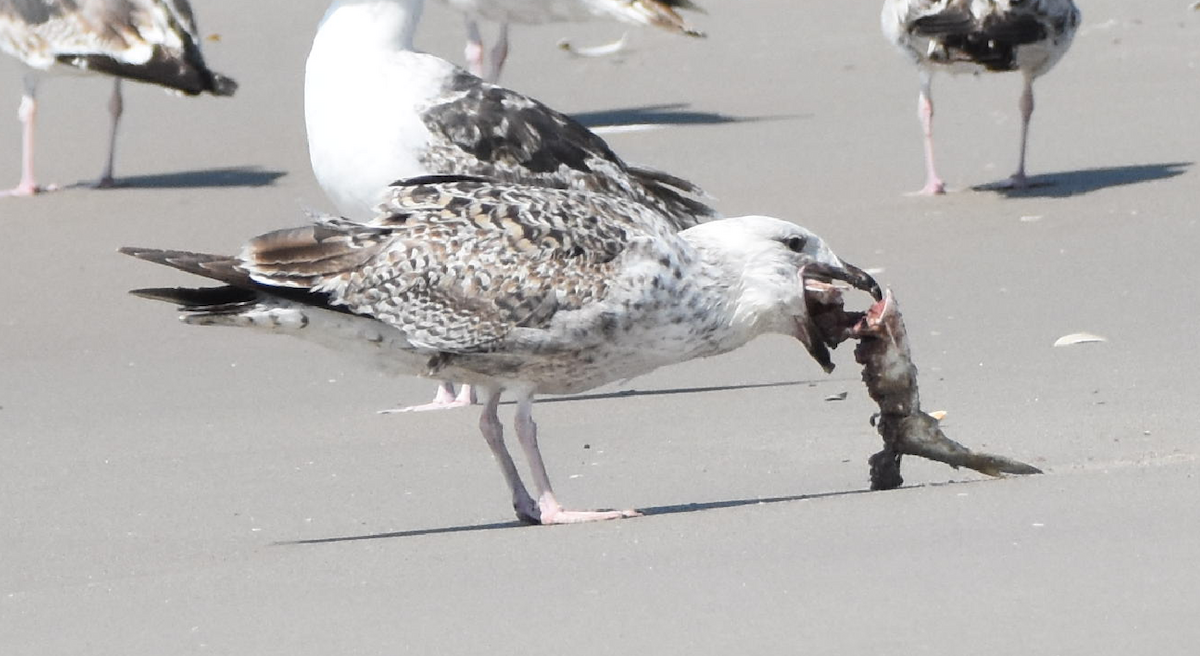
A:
[[3, 76, 43, 197], [378, 381, 477, 413], [94, 77, 122, 189], [484, 22, 509, 83], [455, 383, 477, 406], [513, 396, 640, 525], [464, 17, 486, 78], [1003, 74, 1035, 189], [915, 71, 946, 196], [477, 392, 541, 522]]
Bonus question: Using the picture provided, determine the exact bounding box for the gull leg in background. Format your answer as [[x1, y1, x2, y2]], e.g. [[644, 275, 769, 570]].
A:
[[916, 70, 945, 196], [380, 381, 476, 413], [1005, 72, 1035, 189], [3, 74, 43, 197], [484, 21, 509, 82], [463, 16, 485, 78], [96, 78, 123, 188]]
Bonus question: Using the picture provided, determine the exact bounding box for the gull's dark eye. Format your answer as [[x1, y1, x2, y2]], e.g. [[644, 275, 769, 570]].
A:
[[785, 236, 807, 253]]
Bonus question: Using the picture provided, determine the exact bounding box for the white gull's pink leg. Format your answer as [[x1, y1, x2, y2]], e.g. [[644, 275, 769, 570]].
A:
[[464, 17, 486, 79], [915, 71, 946, 196], [454, 383, 477, 406], [378, 381, 476, 413], [513, 396, 640, 525], [3, 76, 43, 197]]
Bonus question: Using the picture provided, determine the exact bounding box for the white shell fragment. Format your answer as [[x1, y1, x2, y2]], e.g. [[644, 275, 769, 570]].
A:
[[1053, 332, 1108, 347], [557, 34, 630, 58]]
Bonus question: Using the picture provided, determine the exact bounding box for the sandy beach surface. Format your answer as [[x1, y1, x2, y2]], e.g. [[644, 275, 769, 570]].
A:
[[2, 1, 1198, 653]]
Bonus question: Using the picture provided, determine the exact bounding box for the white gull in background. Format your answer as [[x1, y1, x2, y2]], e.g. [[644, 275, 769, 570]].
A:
[[306, 0, 715, 409], [121, 176, 878, 525], [438, 0, 705, 82], [882, 0, 1080, 194], [0, 0, 235, 196]]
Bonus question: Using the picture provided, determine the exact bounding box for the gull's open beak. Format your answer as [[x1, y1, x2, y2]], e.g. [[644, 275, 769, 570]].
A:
[[803, 261, 882, 301], [795, 261, 882, 373]]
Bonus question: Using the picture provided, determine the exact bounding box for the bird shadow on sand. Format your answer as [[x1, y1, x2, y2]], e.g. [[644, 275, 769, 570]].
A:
[[70, 165, 287, 190], [518, 378, 853, 406], [275, 488, 883, 546], [570, 102, 807, 130], [972, 161, 1192, 198]]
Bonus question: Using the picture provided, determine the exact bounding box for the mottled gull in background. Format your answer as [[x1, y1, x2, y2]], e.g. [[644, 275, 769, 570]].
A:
[[0, 0, 236, 196], [438, 0, 705, 82], [306, 0, 715, 409], [881, 0, 1080, 194], [121, 176, 878, 525]]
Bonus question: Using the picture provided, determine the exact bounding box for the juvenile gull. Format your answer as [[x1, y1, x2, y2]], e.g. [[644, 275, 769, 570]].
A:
[[882, 0, 1080, 194], [0, 0, 236, 195], [307, 0, 715, 408], [438, 0, 705, 82], [121, 176, 878, 525]]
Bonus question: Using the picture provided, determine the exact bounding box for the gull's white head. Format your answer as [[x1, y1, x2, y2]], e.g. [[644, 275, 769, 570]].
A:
[[681, 215, 879, 368]]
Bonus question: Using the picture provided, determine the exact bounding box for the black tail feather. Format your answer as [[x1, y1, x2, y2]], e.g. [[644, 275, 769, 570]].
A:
[[130, 285, 257, 310], [206, 71, 238, 97], [663, 0, 706, 15], [389, 174, 496, 188], [912, 8, 1049, 72]]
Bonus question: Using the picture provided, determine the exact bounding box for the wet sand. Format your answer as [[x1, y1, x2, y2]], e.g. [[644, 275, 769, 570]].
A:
[[2, 1, 1198, 653]]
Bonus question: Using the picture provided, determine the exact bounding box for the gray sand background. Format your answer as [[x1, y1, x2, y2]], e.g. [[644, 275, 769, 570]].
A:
[[2, 1, 1198, 653]]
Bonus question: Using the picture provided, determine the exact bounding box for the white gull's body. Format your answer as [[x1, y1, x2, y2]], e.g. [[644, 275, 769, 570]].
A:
[[0, 0, 235, 195], [304, 0, 440, 219], [305, 0, 712, 223], [881, 0, 1080, 193], [437, 0, 705, 81], [122, 177, 877, 525]]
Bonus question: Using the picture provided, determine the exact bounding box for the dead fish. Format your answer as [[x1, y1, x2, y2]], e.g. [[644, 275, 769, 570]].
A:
[[799, 265, 1039, 488], [850, 291, 1043, 490]]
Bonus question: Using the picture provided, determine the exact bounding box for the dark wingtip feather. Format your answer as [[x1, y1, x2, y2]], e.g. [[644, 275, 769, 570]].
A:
[[666, 0, 707, 15], [128, 286, 199, 304], [207, 72, 238, 97], [910, 10, 974, 37], [130, 285, 256, 308], [388, 174, 496, 188], [129, 287, 177, 303]]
